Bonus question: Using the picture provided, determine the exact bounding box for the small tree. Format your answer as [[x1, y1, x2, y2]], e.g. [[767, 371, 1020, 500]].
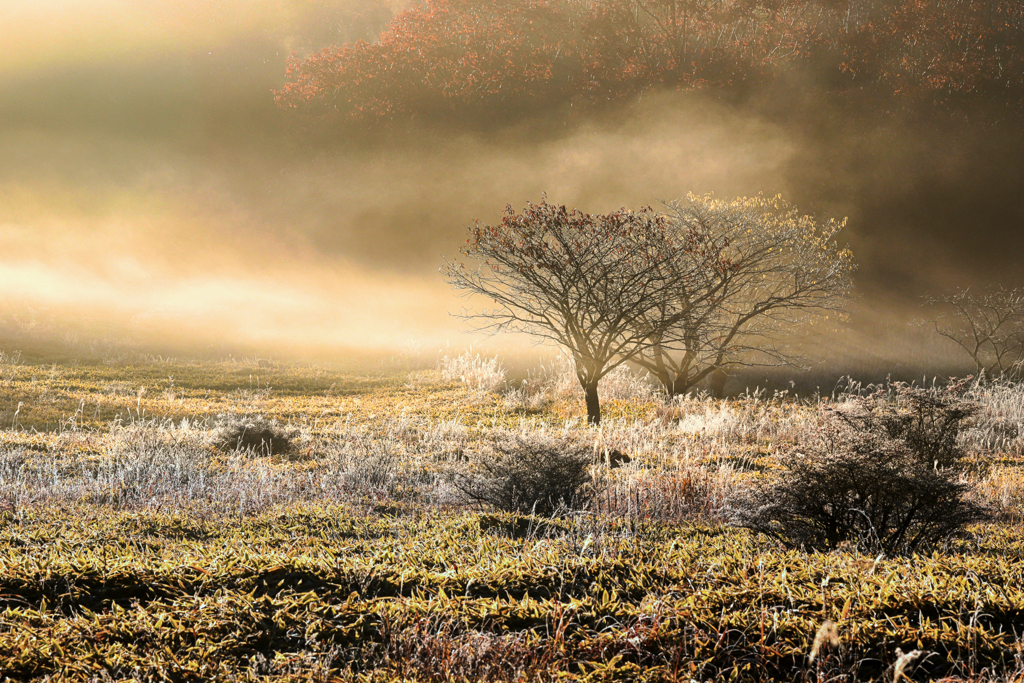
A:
[[444, 199, 726, 424], [633, 194, 855, 397], [923, 286, 1024, 380]]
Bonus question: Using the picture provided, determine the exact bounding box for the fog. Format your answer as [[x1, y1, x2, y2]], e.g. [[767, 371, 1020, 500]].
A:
[[1, 0, 1021, 369]]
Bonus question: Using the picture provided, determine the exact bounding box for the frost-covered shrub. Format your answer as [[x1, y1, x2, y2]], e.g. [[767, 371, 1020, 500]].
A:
[[735, 384, 989, 554], [452, 434, 596, 516]]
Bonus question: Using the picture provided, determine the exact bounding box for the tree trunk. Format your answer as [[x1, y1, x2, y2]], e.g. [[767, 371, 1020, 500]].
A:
[[654, 368, 675, 397], [652, 364, 693, 398], [657, 372, 693, 398], [649, 341, 672, 397], [709, 368, 728, 398], [584, 382, 601, 425], [670, 375, 691, 397]]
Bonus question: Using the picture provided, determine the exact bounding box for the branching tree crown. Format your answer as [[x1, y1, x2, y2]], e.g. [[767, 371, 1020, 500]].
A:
[[633, 193, 855, 396], [444, 199, 728, 424], [923, 286, 1024, 379]]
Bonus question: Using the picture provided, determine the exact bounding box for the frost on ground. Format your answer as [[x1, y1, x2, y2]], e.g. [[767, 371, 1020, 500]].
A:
[[0, 362, 1020, 523]]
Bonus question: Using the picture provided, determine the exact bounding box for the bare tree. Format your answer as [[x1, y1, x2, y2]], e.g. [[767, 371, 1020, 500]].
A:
[[923, 286, 1024, 379], [444, 199, 726, 424], [632, 194, 856, 397]]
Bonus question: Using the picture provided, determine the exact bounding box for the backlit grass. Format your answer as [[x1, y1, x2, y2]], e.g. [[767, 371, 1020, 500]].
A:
[[0, 351, 1022, 681]]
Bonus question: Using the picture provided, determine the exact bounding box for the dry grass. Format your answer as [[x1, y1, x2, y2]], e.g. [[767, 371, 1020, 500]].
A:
[[0, 350, 1022, 680]]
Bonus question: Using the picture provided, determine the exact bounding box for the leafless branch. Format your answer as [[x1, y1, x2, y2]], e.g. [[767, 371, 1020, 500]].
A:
[[631, 193, 855, 396], [922, 286, 1024, 379]]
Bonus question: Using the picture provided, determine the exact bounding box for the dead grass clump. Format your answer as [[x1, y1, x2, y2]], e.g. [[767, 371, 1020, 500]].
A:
[[966, 378, 1024, 455], [344, 435, 403, 493], [439, 351, 506, 393], [597, 364, 658, 402], [973, 465, 1024, 521], [595, 467, 738, 522], [211, 414, 298, 458], [499, 385, 551, 414]]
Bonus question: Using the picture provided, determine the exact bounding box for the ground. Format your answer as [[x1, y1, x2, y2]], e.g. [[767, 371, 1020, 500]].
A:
[[0, 350, 1022, 682]]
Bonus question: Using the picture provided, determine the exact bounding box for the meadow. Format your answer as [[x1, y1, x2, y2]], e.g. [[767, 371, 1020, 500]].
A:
[[0, 349, 1023, 682]]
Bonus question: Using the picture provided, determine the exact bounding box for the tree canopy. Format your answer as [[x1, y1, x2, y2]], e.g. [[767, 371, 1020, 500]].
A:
[[276, 0, 1024, 124], [444, 199, 729, 423], [632, 194, 855, 396], [444, 195, 853, 416]]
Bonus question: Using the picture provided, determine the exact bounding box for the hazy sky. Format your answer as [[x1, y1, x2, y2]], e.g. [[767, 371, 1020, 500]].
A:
[[1, 0, 1021, 360]]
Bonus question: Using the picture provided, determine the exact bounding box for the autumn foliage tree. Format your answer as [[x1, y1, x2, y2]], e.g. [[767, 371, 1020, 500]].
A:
[[275, 0, 806, 120], [276, 0, 590, 122], [832, 0, 1024, 107], [444, 200, 729, 424], [276, 0, 1024, 123]]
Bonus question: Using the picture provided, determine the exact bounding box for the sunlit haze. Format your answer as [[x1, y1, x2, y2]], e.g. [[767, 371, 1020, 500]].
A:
[[1, 0, 1021, 367]]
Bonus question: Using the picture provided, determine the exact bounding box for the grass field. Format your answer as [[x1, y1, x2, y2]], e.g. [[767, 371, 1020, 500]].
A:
[[0, 350, 1023, 682]]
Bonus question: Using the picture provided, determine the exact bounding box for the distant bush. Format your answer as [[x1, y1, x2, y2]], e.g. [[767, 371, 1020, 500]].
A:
[[452, 434, 596, 517], [734, 383, 989, 554], [211, 415, 297, 458]]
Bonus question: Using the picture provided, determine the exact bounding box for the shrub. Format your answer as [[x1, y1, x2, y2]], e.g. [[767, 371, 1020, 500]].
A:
[[451, 434, 597, 517], [734, 384, 989, 554], [859, 379, 978, 468], [211, 414, 297, 458]]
